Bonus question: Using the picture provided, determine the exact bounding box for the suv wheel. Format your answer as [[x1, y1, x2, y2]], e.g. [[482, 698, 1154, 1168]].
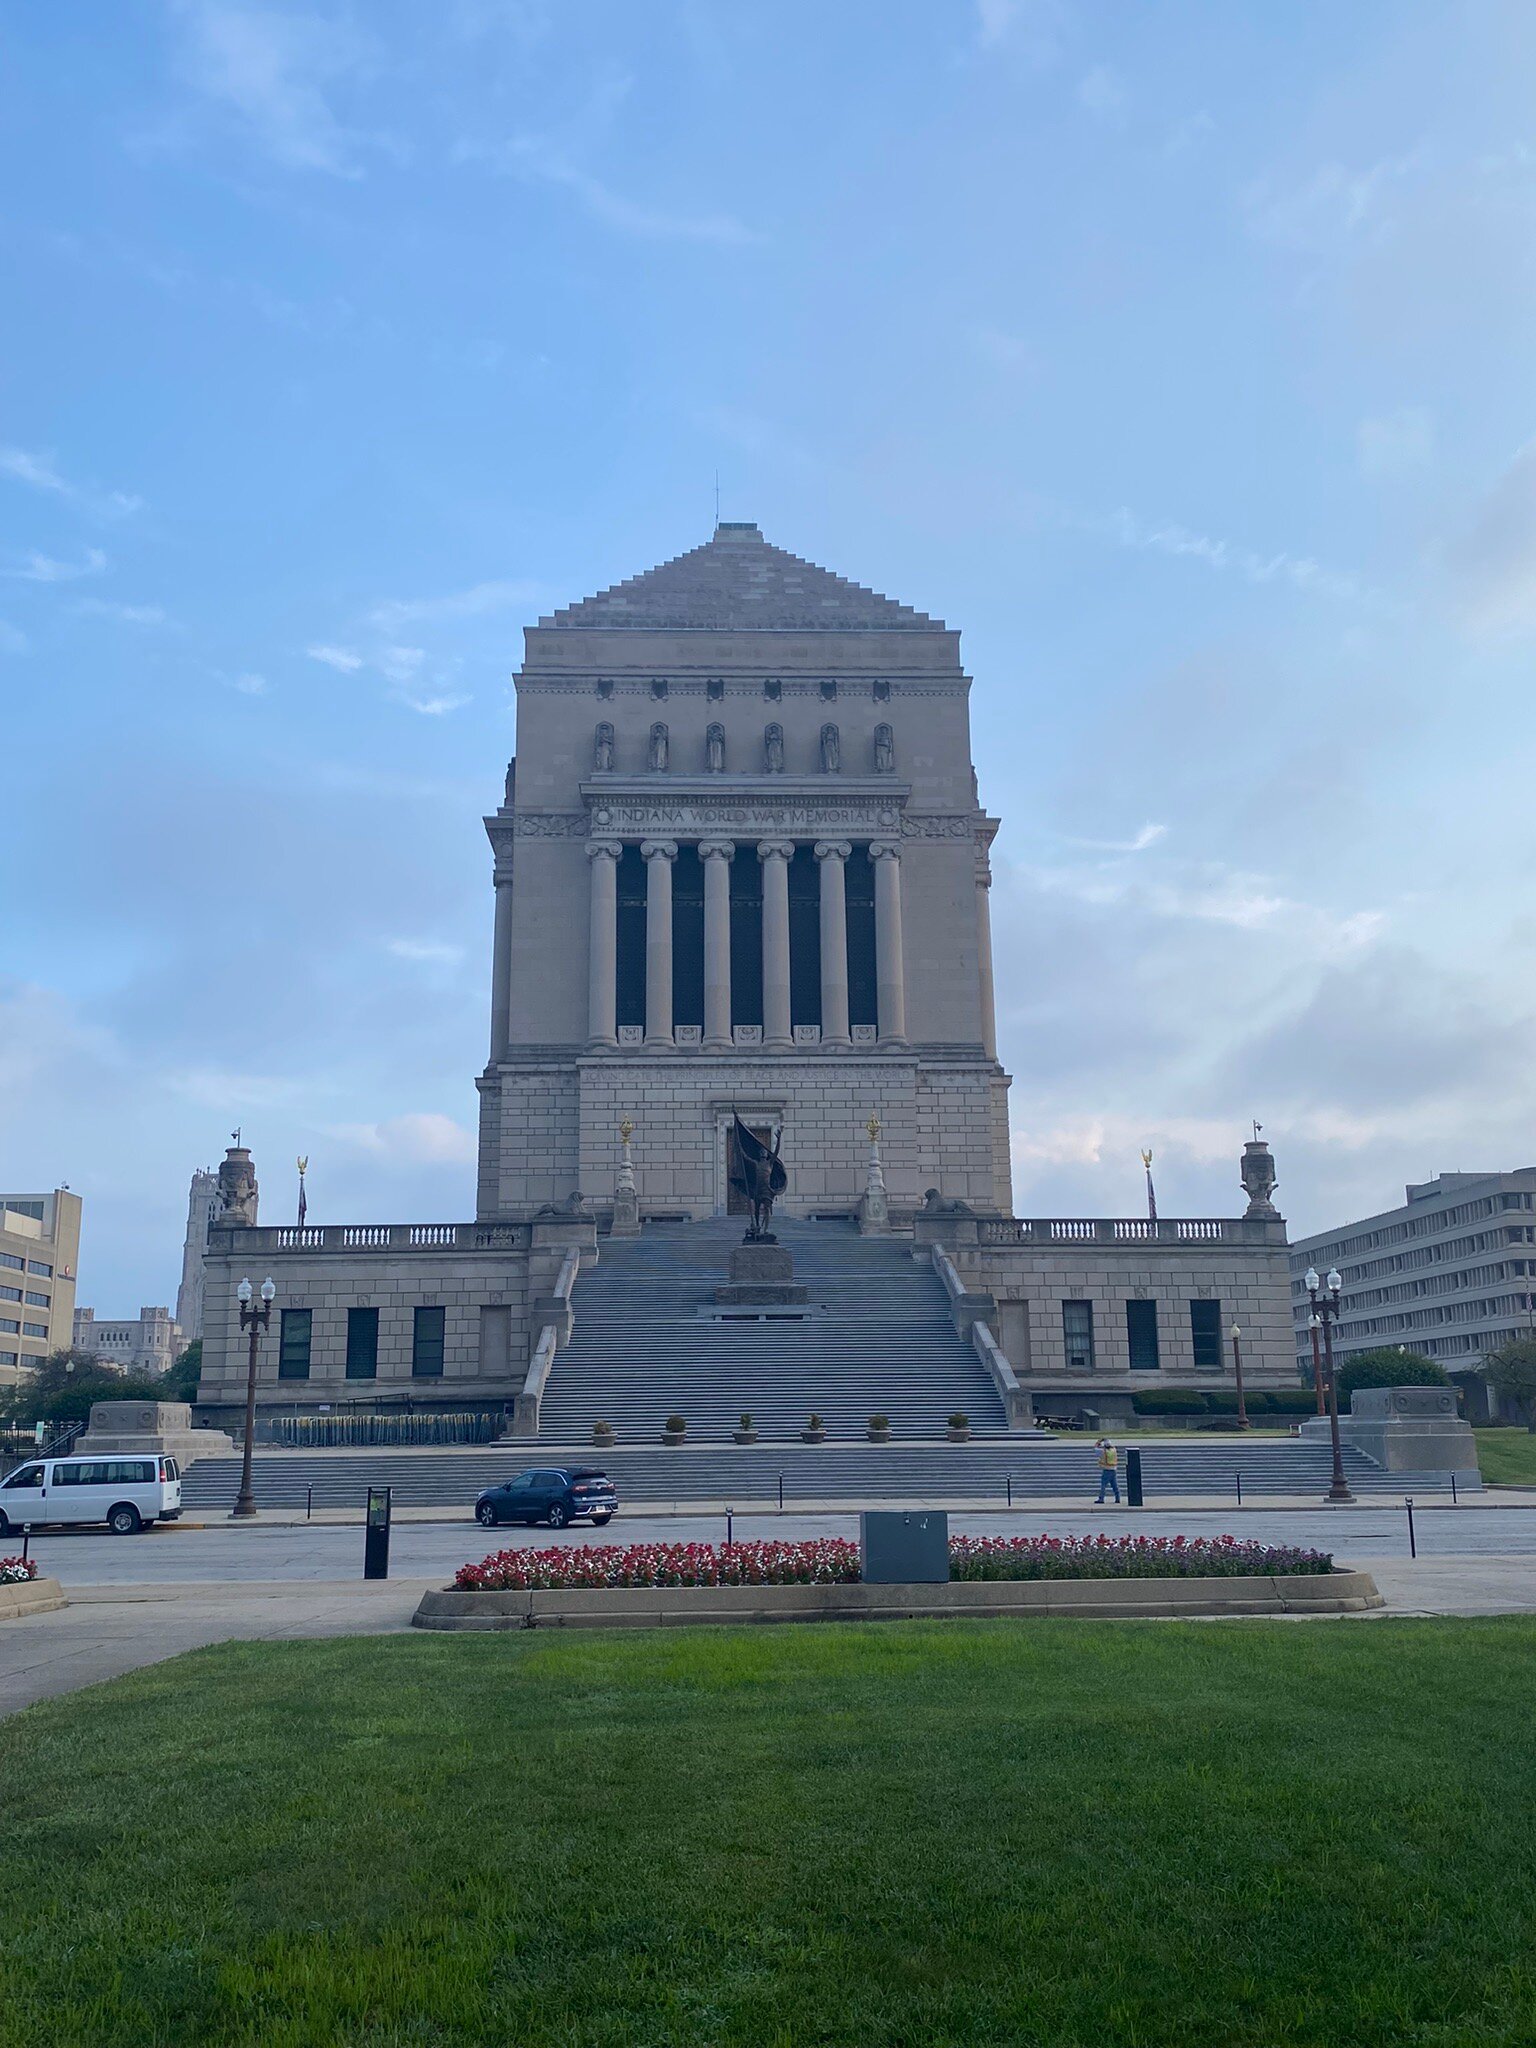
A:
[[545, 1501, 570, 1530], [108, 1503, 143, 1536], [592, 1513, 613, 1527], [476, 1502, 500, 1527]]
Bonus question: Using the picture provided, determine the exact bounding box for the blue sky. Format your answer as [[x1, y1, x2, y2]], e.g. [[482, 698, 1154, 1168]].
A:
[[5, 1, 1536, 1310]]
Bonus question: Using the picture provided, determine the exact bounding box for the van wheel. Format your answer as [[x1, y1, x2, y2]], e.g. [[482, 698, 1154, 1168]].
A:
[[107, 1503, 143, 1536]]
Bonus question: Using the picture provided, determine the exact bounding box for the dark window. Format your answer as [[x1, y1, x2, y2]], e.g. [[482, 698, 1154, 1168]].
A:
[[279, 1308, 312, 1380], [346, 1307, 379, 1380], [788, 845, 822, 1028], [729, 851, 763, 1028], [1126, 1299, 1160, 1371], [27, 1260, 51, 1276], [764, 677, 781, 701], [24, 1291, 48, 1307], [845, 844, 877, 1029], [873, 678, 891, 702], [615, 844, 647, 1029], [706, 677, 724, 701], [671, 843, 705, 1029], [413, 1306, 445, 1378], [2, 1464, 42, 1489], [1190, 1299, 1222, 1370], [1062, 1300, 1095, 1371], [820, 678, 837, 700], [0, 1253, 22, 1271]]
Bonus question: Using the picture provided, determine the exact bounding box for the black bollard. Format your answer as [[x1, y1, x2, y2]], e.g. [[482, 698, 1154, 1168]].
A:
[[1125, 1448, 1144, 1508]]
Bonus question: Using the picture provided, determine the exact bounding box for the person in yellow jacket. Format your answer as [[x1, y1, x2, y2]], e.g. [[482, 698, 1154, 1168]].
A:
[[1095, 1437, 1121, 1505]]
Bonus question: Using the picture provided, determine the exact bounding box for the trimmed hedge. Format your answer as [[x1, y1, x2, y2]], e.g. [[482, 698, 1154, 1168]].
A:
[[1131, 1388, 1318, 1419]]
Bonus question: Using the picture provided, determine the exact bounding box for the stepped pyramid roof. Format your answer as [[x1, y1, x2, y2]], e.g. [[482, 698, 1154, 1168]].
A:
[[541, 522, 944, 633]]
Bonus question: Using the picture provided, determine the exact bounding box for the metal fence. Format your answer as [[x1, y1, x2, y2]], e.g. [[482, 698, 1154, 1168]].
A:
[[266, 1410, 504, 1449]]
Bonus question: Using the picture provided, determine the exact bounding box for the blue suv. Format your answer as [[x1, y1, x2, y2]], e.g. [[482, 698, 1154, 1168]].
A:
[[475, 1466, 617, 1530]]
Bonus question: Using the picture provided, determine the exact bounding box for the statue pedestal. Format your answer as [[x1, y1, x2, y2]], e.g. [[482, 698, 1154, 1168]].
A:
[[714, 1242, 809, 1307]]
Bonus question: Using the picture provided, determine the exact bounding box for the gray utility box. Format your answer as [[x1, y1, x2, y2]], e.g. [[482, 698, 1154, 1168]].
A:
[[860, 1509, 950, 1584]]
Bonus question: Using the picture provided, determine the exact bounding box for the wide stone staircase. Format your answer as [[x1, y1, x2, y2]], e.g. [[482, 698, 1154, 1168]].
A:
[[537, 1217, 1009, 1442]]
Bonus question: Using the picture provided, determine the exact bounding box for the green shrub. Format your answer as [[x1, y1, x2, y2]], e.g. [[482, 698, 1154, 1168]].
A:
[[1132, 1389, 1206, 1416], [1203, 1390, 1240, 1415], [665, 1414, 687, 1433], [1268, 1389, 1318, 1416], [868, 1414, 890, 1429], [1336, 1348, 1449, 1410], [947, 1413, 970, 1429]]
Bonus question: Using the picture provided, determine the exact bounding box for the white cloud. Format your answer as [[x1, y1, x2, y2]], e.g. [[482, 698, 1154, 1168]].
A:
[[0, 445, 143, 517], [326, 1111, 476, 1165], [305, 642, 364, 670], [1357, 407, 1434, 477], [1245, 151, 1423, 251], [173, 1, 378, 178], [971, 0, 1062, 61], [76, 599, 168, 625], [387, 938, 465, 965], [366, 579, 539, 629], [1066, 822, 1167, 854], [229, 671, 269, 695], [1077, 67, 1126, 120], [1086, 506, 1368, 603], [455, 136, 758, 244], [4, 547, 108, 583], [393, 690, 470, 716]]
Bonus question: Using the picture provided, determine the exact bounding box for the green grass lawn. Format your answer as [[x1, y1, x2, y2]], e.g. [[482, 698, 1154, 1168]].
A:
[[1475, 1426, 1536, 1485], [4, 1621, 1536, 2047]]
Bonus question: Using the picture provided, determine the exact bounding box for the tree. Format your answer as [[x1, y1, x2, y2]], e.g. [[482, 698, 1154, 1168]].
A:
[[1484, 1338, 1536, 1433], [1335, 1347, 1449, 1411], [0, 1350, 163, 1430], [163, 1341, 201, 1404]]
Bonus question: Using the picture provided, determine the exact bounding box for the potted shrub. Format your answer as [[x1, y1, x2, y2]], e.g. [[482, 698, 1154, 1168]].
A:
[[591, 1419, 616, 1446], [947, 1412, 971, 1444], [733, 1412, 758, 1445], [800, 1412, 827, 1445], [662, 1413, 687, 1446], [866, 1413, 892, 1444]]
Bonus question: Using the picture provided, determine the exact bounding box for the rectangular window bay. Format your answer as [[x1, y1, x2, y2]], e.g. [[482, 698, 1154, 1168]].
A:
[[1189, 1299, 1223, 1371], [278, 1308, 312, 1381], [345, 1307, 379, 1380], [1126, 1299, 1161, 1371], [1062, 1299, 1095, 1372], [412, 1306, 445, 1378]]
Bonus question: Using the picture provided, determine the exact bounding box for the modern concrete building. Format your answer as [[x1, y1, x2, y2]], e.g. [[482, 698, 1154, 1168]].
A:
[[0, 1190, 81, 1386], [71, 1304, 184, 1376], [199, 524, 1297, 1432], [1290, 1169, 1536, 1417]]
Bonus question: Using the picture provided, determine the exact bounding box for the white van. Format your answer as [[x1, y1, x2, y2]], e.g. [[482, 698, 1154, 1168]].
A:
[[0, 1454, 182, 1536]]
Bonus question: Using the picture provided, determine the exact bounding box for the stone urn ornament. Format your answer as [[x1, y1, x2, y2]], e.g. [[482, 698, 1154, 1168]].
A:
[[800, 1413, 827, 1445], [947, 1413, 972, 1444], [591, 1420, 616, 1447], [733, 1413, 759, 1445], [866, 1414, 892, 1444], [662, 1414, 687, 1447]]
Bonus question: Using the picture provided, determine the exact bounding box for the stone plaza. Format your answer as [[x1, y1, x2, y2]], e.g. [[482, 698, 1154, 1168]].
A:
[[199, 523, 1298, 1435]]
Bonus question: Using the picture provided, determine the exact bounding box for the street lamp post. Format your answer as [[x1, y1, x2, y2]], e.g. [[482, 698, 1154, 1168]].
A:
[[232, 1276, 275, 1520], [1308, 1313, 1327, 1416], [1228, 1321, 1250, 1430], [1305, 1265, 1355, 1503]]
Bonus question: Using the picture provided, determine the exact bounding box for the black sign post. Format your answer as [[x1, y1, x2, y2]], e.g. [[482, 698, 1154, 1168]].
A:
[[364, 1486, 392, 1580]]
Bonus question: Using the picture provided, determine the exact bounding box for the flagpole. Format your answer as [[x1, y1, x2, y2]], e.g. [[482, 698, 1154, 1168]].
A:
[[296, 1155, 308, 1230]]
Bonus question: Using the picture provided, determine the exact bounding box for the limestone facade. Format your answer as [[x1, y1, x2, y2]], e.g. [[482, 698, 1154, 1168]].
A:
[[0, 1189, 80, 1387]]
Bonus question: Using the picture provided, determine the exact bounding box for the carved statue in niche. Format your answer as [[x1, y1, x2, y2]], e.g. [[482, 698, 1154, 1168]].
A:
[[593, 722, 614, 772], [764, 722, 785, 773], [706, 722, 726, 772], [648, 721, 669, 772], [873, 722, 894, 774], [820, 722, 841, 774]]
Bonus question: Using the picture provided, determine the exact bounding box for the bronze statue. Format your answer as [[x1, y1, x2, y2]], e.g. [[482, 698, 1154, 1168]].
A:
[[730, 1114, 787, 1242]]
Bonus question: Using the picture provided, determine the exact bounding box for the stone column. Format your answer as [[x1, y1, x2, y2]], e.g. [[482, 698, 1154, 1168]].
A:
[[585, 840, 621, 1049], [700, 840, 735, 1051], [976, 859, 998, 1061], [815, 840, 852, 1048], [489, 870, 514, 1060], [758, 840, 794, 1052], [641, 839, 677, 1049], [869, 840, 908, 1047]]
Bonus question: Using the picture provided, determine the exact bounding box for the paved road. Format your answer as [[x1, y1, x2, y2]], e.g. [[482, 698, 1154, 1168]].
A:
[[13, 1503, 1536, 1585]]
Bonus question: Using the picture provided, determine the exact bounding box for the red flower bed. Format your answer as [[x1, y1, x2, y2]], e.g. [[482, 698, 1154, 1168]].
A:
[[0, 1556, 39, 1587], [948, 1534, 1333, 1579], [451, 1532, 1331, 1591], [453, 1538, 862, 1592]]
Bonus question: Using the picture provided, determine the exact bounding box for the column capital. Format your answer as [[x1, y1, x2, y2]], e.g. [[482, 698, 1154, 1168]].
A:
[[757, 838, 795, 863], [585, 837, 623, 862], [868, 839, 902, 862], [814, 839, 852, 862], [698, 839, 736, 862], [640, 839, 678, 862]]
